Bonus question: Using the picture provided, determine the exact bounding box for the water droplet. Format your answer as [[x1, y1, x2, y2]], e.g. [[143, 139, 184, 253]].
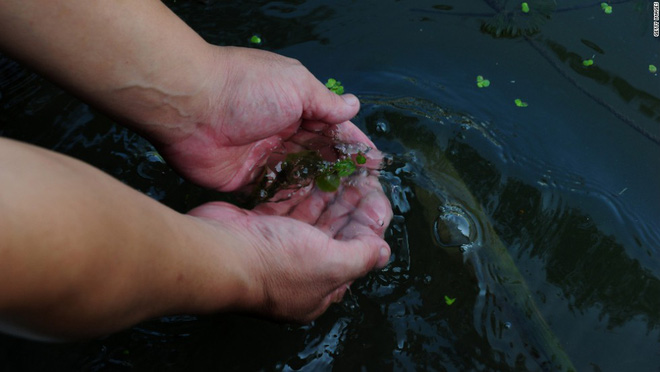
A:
[[377, 219, 385, 227], [504, 321, 512, 329], [376, 121, 389, 133]]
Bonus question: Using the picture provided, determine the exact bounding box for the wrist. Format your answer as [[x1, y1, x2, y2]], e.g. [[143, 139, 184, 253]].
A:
[[157, 211, 254, 316], [116, 43, 225, 147]]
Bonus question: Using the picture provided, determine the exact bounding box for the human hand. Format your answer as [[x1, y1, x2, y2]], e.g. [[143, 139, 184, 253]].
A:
[[152, 46, 394, 322], [187, 160, 392, 322], [152, 46, 364, 192]]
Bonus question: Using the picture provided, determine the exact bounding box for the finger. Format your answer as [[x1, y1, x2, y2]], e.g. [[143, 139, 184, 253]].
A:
[[314, 183, 362, 237], [252, 183, 322, 219], [351, 175, 394, 235], [286, 127, 339, 161], [285, 188, 335, 224], [301, 77, 360, 124], [327, 121, 376, 149], [339, 192, 392, 237], [328, 234, 392, 276]]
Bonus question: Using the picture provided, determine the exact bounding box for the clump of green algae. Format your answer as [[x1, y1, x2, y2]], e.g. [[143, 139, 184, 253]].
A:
[[251, 149, 367, 203]]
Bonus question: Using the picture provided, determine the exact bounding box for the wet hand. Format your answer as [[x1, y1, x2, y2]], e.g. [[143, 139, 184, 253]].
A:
[[154, 47, 363, 192], [187, 202, 391, 322], [187, 160, 392, 322]]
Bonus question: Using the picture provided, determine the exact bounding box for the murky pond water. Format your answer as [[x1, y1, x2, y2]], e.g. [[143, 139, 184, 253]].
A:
[[1, 0, 659, 371]]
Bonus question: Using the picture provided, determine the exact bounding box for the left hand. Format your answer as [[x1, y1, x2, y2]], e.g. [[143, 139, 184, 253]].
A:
[[152, 46, 367, 192], [187, 162, 392, 322]]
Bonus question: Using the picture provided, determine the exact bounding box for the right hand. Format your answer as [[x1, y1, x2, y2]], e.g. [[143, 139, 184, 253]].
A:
[[187, 164, 392, 322]]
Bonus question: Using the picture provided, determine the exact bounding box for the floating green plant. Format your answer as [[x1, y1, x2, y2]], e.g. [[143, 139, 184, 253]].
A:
[[582, 59, 594, 67], [521, 2, 530, 13], [650, 65, 658, 74], [514, 98, 529, 107], [600, 2, 612, 14], [325, 78, 344, 95], [356, 152, 367, 165], [249, 35, 262, 44], [476, 75, 491, 88], [444, 295, 456, 305]]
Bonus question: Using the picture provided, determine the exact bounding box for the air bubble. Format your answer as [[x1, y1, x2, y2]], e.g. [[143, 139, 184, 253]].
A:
[[376, 121, 389, 133], [433, 205, 477, 247]]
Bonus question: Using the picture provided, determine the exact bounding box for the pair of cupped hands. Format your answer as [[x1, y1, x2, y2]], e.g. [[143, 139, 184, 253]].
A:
[[149, 47, 392, 322]]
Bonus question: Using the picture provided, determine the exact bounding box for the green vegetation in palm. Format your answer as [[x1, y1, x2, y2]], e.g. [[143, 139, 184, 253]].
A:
[[251, 150, 364, 201]]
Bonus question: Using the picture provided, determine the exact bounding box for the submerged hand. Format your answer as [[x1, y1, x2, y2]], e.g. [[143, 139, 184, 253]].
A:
[[187, 160, 392, 322], [153, 47, 365, 192]]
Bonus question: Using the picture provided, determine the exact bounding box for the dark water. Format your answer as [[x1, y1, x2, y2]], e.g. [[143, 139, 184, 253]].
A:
[[1, 0, 659, 371]]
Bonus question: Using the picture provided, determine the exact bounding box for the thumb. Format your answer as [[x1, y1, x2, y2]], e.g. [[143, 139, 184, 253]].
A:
[[302, 80, 360, 124], [328, 235, 391, 281]]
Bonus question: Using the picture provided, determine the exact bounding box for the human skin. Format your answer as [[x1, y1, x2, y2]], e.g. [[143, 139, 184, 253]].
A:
[[0, 0, 392, 340]]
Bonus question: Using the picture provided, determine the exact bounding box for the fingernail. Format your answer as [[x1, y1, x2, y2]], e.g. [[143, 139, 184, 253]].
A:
[[378, 245, 391, 268], [341, 94, 359, 106]]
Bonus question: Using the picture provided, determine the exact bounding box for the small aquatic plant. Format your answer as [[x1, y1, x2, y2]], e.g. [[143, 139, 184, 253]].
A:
[[650, 65, 657, 74], [249, 35, 262, 45], [325, 78, 344, 95], [444, 295, 456, 305], [251, 149, 367, 202], [514, 98, 528, 107], [582, 58, 594, 67], [316, 157, 358, 192], [600, 2, 612, 14], [476, 75, 491, 88], [521, 2, 530, 13]]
